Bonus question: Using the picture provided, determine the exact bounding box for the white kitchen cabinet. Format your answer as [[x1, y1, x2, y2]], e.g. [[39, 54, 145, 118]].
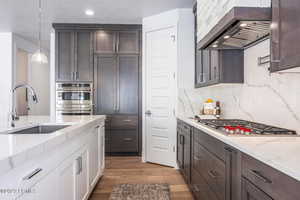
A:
[[75, 148, 89, 200], [89, 126, 100, 188], [89, 124, 105, 188], [57, 156, 76, 200], [17, 170, 58, 200], [99, 125, 105, 174], [34, 170, 58, 200]]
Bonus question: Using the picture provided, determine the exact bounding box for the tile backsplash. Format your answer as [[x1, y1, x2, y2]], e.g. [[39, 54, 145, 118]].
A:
[[178, 39, 300, 133]]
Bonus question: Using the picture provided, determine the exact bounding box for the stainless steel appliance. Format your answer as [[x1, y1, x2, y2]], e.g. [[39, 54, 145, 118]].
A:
[[56, 83, 93, 115], [196, 118, 297, 136]]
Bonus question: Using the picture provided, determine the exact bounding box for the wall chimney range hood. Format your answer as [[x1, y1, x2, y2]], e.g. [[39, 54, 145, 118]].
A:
[[198, 7, 272, 50]]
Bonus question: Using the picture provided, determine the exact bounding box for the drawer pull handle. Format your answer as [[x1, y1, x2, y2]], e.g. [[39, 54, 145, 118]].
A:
[[123, 138, 133, 141], [123, 120, 132, 122], [208, 170, 219, 179], [193, 185, 200, 192], [249, 170, 272, 184], [23, 168, 43, 180]]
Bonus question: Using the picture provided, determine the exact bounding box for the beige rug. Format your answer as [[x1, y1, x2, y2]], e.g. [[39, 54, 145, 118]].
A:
[[109, 184, 170, 200]]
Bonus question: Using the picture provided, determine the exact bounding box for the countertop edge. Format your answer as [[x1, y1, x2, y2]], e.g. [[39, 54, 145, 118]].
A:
[[177, 116, 300, 182], [0, 116, 106, 175]]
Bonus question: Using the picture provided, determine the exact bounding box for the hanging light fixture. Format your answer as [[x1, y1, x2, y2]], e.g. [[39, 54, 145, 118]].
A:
[[31, 0, 48, 64]]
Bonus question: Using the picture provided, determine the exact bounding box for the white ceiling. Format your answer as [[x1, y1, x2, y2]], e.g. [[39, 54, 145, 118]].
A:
[[0, 0, 194, 49]]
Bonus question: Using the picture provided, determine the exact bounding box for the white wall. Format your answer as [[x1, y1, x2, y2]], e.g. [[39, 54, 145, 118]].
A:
[[0, 33, 13, 128], [178, 39, 300, 134], [0, 33, 50, 128], [28, 60, 50, 115]]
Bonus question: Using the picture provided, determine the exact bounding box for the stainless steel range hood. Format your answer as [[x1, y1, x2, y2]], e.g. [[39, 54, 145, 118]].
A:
[[198, 7, 272, 50]]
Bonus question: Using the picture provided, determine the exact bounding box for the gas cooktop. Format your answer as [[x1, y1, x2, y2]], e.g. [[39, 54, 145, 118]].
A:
[[196, 119, 297, 136]]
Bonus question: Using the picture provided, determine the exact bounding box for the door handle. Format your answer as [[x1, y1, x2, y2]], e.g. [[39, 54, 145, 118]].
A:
[[145, 110, 152, 116]]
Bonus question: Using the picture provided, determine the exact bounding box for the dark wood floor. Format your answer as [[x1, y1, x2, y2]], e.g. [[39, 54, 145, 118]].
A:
[[89, 156, 194, 200]]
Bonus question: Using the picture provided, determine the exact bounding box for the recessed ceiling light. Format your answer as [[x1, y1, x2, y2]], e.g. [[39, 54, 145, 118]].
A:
[[224, 35, 230, 39], [212, 44, 218, 48], [240, 23, 248, 28], [85, 9, 94, 16]]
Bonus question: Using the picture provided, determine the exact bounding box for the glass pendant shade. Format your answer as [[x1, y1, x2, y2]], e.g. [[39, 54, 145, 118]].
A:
[[31, 0, 48, 64], [31, 50, 48, 64]]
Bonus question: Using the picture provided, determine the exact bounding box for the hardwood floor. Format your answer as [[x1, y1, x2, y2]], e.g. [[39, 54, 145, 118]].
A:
[[89, 156, 194, 200]]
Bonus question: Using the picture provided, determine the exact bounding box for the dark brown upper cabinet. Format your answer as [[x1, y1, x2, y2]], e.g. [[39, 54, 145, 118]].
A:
[[195, 46, 244, 88], [270, 0, 300, 72], [94, 31, 116, 54], [56, 30, 93, 82], [94, 30, 139, 54], [194, 4, 244, 88]]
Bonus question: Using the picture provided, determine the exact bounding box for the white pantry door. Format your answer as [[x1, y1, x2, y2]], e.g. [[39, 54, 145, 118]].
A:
[[145, 26, 177, 167]]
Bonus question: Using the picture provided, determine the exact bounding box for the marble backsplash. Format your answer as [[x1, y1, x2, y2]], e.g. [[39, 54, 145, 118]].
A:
[[178, 39, 300, 133]]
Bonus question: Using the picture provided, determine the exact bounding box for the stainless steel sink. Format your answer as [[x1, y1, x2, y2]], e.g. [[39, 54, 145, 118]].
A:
[[9, 125, 70, 134]]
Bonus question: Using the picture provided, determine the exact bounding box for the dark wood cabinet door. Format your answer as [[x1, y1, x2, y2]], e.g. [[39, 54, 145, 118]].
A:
[[94, 31, 116, 54], [177, 130, 184, 169], [75, 31, 93, 82], [195, 48, 204, 86], [271, 0, 300, 72], [202, 50, 211, 83], [117, 31, 139, 54], [94, 55, 117, 114], [118, 55, 139, 114], [242, 178, 273, 200], [182, 124, 191, 183], [56, 31, 75, 81], [210, 50, 219, 82]]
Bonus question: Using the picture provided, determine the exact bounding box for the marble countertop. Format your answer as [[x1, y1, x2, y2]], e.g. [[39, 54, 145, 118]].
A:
[[177, 116, 300, 182], [0, 115, 105, 175]]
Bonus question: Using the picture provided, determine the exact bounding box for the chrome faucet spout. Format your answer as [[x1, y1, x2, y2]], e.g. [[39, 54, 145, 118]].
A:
[[11, 84, 38, 127]]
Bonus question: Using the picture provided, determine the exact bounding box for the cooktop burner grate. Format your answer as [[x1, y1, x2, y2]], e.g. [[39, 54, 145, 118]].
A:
[[197, 119, 297, 135]]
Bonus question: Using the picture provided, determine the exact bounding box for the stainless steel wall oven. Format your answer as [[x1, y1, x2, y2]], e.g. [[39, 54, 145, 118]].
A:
[[56, 83, 93, 115]]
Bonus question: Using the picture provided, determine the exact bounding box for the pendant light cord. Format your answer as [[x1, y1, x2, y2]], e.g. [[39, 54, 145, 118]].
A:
[[38, 0, 42, 52]]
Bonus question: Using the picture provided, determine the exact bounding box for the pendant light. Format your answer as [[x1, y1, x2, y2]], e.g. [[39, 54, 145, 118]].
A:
[[31, 0, 48, 64]]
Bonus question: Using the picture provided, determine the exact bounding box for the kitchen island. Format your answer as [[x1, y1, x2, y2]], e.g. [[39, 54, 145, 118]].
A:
[[0, 115, 105, 200]]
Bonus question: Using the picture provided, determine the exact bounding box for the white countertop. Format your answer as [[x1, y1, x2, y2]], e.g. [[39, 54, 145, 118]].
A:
[[177, 116, 300, 182], [0, 115, 105, 175]]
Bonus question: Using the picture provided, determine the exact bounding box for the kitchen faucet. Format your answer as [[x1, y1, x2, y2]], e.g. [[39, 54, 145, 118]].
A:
[[11, 84, 38, 127]]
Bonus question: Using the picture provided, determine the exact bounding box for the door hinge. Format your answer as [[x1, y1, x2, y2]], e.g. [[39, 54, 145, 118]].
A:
[[171, 35, 176, 42]]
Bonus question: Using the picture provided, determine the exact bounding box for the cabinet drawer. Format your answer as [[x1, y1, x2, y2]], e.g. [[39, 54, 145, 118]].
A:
[[110, 115, 138, 130], [242, 178, 273, 200], [111, 130, 138, 152], [197, 144, 226, 200], [193, 128, 226, 161], [191, 169, 218, 200], [242, 153, 300, 200]]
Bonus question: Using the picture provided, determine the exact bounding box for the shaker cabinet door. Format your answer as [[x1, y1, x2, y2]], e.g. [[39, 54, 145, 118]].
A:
[[56, 31, 75, 81], [118, 55, 139, 114], [117, 31, 140, 54], [94, 31, 116, 54], [75, 31, 93, 82], [95, 55, 117, 114], [271, 0, 300, 72]]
